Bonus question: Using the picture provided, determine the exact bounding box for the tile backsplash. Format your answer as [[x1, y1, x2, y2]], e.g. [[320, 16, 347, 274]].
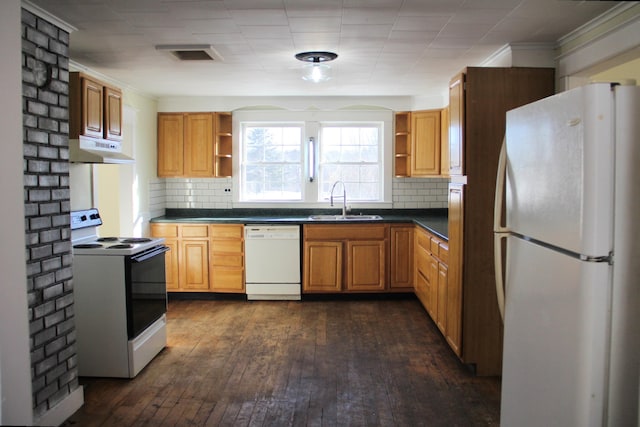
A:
[[150, 177, 448, 216]]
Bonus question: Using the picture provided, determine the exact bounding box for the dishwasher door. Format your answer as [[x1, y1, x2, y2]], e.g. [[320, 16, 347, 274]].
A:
[[244, 225, 301, 300]]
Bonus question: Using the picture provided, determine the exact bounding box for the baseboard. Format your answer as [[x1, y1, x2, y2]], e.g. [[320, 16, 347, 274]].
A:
[[34, 386, 84, 427]]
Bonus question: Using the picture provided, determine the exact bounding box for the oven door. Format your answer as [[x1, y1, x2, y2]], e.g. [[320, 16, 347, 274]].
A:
[[125, 245, 170, 339]]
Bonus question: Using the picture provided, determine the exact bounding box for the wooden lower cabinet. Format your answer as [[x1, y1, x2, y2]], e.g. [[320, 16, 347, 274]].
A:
[[414, 226, 459, 356], [303, 224, 388, 293], [181, 239, 209, 290], [346, 240, 386, 291], [304, 241, 343, 292], [389, 225, 414, 291], [163, 238, 179, 291], [209, 224, 244, 293], [150, 223, 244, 293]]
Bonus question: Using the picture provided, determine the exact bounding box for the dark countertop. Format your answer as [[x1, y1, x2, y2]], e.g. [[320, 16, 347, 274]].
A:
[[151, 208, 448, 240]]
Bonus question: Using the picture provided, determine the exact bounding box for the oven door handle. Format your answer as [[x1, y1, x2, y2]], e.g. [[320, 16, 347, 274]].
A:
[[131, 245, 170, 262]]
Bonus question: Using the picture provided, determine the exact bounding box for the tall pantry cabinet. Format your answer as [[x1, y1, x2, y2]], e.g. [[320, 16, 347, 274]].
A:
[[448, 67, 555, 375]]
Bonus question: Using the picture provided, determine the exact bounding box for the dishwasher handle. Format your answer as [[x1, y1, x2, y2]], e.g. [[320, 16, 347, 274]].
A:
[[245, 225, 300, 240]]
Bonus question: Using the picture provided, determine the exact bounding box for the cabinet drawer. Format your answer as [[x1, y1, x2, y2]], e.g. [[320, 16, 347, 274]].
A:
[[181, 225, 209, 238], [305, 224, 386, 240], [416, 230, 430, 252], [211, 240, 243, 253], [430, 238, 440, 257], [211, 225, 243, 239], [438, 243, 449, 264], [415, 247, 430, 276], [211, 267, 244, 290], [151, 223, 178, 238], [211, 254, 243, 267]]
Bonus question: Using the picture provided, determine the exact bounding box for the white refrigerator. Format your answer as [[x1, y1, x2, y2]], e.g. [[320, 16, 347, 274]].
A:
[[494, 83, 639, 426]]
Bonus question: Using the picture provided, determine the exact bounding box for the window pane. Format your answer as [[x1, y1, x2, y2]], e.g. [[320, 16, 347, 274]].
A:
[[319, 124, 381, 201], [242, 125, 302, 201]]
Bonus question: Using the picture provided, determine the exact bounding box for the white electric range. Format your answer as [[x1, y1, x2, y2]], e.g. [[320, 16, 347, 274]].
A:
[[71, 208, 169, 378]]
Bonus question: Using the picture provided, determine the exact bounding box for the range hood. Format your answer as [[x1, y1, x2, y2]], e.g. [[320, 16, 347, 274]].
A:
[[69, 136, 135, 164]]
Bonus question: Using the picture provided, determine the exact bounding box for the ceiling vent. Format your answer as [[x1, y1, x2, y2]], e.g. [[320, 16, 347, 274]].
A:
[[155, 44, 223, 62]]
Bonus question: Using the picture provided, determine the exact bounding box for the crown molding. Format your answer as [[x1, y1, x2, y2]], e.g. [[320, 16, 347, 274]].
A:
[[21, 0, 77, 33]]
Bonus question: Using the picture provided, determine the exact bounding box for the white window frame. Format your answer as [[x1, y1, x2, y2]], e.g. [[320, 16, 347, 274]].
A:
[[239, 122, 305, 202], [232, 110, 392, 208]]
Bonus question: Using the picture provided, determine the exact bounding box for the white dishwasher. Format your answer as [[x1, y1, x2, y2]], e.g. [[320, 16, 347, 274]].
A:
[[244, 224, 301, 300]]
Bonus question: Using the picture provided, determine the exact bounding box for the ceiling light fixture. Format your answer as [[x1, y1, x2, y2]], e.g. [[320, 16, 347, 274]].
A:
[[295, 51, 338, 83]]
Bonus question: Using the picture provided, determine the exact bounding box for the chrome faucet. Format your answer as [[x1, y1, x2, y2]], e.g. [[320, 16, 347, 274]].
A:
[[330, 180, 347, 217]]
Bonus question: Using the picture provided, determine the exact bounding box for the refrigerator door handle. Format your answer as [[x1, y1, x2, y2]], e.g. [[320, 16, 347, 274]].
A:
[[494, 137, 508, 322], [494, 233, 507, 322], [494, 137, 508, 234]]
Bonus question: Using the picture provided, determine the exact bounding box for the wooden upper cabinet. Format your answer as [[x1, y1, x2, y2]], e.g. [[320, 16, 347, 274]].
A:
[[411, 109, 441, 177], [394, 112, 411, 177], [395, 109, 448, 177], [70, 72, 123, 141], [104, 86, 123, 141], [214, 112, 233, 177], [157, 113, 185, 177], [184, 113, 214, 177], [440, 107, 450, 178], [157, 112, 231, 178], [448, 73, 465, 176], [81, 77, 103, 138]]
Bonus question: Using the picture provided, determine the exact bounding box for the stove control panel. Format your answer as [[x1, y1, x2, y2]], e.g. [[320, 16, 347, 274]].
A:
[[70, 208, 103, 230]]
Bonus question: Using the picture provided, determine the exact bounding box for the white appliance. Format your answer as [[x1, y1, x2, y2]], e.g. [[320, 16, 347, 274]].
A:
[[71, 208, 169, 378], [244, 225, 301, 300], [493, 83, 640, 426]]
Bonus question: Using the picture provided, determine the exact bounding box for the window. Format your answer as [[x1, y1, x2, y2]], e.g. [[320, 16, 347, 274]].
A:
[[234, 110, 392, 207], [318, 124, 381, 201], [241, 124, 303, 201]]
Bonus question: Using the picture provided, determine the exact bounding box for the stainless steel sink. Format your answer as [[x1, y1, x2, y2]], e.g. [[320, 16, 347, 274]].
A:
[[308, 214, 383, 221]]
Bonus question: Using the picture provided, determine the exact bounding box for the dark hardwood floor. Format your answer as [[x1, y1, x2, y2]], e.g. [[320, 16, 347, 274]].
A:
[[63, 297, 501, 426]]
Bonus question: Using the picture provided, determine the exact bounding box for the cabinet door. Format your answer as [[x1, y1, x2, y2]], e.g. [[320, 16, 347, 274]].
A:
[[390, 226, 414, 290], [411, 110, 441, 176], [446, 183, 464, 355], [82, 76, 104, 138], [104, 86, 123, 141], [184, 113, 214, 177], [157, 113, 184, 177], [427, 253, 439, 319], [448, 73, 465, 176], [180, 240, 210, 290], [150, 224, 180, 291], [436, 262, 448, 333], [440, 106, 449, 178], [164, 239, 179, 291], [303, 241, 342, 292], [347, 240, 386, 291]]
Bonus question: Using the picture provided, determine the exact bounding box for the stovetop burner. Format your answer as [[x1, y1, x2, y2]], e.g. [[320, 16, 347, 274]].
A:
[[121, 238, 153, 244], [71, 209, 166, 256], [74, 243, 103, 249], [107, 244, 134, 249]]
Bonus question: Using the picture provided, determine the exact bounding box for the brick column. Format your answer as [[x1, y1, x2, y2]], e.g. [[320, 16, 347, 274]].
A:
[[21, 8, 79, 418]]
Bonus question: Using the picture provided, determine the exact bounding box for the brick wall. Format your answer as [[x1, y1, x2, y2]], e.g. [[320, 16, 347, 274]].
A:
[[21, 8, 79, 418]]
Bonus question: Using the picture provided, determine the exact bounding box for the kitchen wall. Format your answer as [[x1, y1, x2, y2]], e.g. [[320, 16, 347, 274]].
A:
[[149, 176, 449, 211], [93, 90, 159, 237]]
